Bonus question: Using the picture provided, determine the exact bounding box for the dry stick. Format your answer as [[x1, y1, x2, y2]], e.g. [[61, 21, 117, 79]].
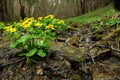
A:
[[111, 46, 120, 52], [111, 46, 120, 57], [30, 58, 50, 67], [30, 58, 43, 64], [0, 57, 26, 68], [92, 44, 120, 57]]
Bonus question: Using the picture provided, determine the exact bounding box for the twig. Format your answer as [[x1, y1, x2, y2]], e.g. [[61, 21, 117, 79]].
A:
[[30, 59, 47, 67], [30, 59, 42, 64], [91, 44, 120, 58], [0, 57, 25, 68], [111, 46, 120, 52], [91, 44, 120, 53]]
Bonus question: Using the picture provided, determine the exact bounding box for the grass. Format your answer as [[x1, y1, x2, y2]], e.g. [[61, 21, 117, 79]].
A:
[[65, 3, 118, 25]]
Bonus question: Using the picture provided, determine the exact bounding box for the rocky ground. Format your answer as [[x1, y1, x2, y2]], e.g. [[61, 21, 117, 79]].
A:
[[0, 22, 120, 80]]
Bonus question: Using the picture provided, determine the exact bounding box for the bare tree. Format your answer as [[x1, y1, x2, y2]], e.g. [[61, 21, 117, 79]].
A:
[[0, 0, 10, 21], [19, 0, 26, 19]]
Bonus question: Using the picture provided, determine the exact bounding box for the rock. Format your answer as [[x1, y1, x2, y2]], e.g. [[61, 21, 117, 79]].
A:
[[36, 69, 43, 75], [49, 41, 88, 62], [66, 35, 80, 47]]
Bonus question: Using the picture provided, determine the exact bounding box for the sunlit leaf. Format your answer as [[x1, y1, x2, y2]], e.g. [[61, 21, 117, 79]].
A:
[[26, 48, 37, 57], [10, 41, 19, 48], [18, 53, 26, 56], [13, 33, 21, 39], [37, 49, 46, 57], [37, 40, 44, 46], [43, 42, 50, 50], [18, 34, 32, 43]]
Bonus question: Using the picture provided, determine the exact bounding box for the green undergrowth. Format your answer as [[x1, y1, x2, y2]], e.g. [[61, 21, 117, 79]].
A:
[[65, 3, 118, 25], [0, 15, 67, 64]]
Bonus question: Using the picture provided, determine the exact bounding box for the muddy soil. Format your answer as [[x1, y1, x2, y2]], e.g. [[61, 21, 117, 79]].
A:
[[0, 23, 120, 80]]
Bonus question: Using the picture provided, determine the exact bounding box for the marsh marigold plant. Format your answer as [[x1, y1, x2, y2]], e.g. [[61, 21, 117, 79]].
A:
[[3, 14, 67, 63]]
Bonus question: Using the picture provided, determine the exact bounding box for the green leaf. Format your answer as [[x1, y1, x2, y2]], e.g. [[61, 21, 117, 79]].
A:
[[43, 42, 50, 50], [18, 53, 26, 56], [23, 44, 29, 49], [37, 40, 44, 46], [0, 24, 2, 29], [10, 41, 19, 48], [34, 33, 42, 38], [26, 48, 37, 57], [26, 57, 31, 64], [37, 49, 46, 57], [13, 33, 21, 39], [18, 34, 32, 43]]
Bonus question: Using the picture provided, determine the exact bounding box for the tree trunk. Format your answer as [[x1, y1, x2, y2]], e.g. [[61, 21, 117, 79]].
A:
[[0, 0, 10, 21], [0, 0, 112, 22]]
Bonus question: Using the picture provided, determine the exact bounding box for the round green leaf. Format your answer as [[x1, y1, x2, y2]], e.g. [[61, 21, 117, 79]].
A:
[[26, 48, 37, 57], [37, 49, 46, 57]]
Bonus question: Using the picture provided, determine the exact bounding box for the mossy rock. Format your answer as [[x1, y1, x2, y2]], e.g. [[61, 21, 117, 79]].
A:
[[49, 41, 88, 61]]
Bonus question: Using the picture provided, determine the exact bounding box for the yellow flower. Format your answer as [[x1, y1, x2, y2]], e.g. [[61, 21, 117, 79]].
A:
[[13, 22, 16, 24], [21, 18, 34, 28], [9, 28, 17, 32], [45, 24, 55, 30], [6, 25, 17, 32], [6, 25, 12, 29], [34, 23, 42, 27], [38, 17, 43, 20], [22, 19, 29, 26], [24, 17, 29, 20], [57, 20, 64, 24], [45, 14, 54, 19], [22, 21, 33, 28], [29, 17, 34, 21], [20, 20, 23, 22]]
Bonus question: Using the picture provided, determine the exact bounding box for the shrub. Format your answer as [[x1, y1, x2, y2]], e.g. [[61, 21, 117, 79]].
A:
[[3, 14, 67, 63]]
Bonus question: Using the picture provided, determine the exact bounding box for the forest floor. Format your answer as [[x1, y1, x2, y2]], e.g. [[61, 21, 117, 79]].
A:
[[0, 4, 120, 80], [0, 14, 120, 80]]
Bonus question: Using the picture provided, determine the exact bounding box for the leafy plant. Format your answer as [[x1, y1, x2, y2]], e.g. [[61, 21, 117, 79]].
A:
[[91, 21, 100, 30], [90, 17, 120, 31], [103, 18, 120, 26], [0, 22, 6, 30], [114, 26, 120, 37], [3, 14, 67, 63]]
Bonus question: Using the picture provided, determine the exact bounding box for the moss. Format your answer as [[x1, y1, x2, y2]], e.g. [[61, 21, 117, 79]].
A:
[[62, 45, 88, 61], [65, 3, 117, 25], [71, 74, 81, 80]]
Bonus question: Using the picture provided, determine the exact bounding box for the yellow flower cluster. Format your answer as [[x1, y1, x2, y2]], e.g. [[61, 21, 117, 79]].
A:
[[57, 20, 64, 24], [3, 14, 65, 34], [45, 24, 55, 30], [38, 17, 43, 21], [21, 17, 34, 28], [45, 14, 54, 19], [34, 23, 43, 27], [13, 22, 16, 24], [6, 25, 17, 33]]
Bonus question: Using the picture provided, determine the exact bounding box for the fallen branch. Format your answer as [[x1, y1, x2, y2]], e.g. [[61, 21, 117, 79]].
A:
[[91, 44, 120, 58], [0, 57, 25, 69]]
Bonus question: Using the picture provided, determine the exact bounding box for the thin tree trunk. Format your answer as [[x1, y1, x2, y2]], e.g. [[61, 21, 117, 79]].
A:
[[0, 0, 10, 21], [0, 0, 4, 21]]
